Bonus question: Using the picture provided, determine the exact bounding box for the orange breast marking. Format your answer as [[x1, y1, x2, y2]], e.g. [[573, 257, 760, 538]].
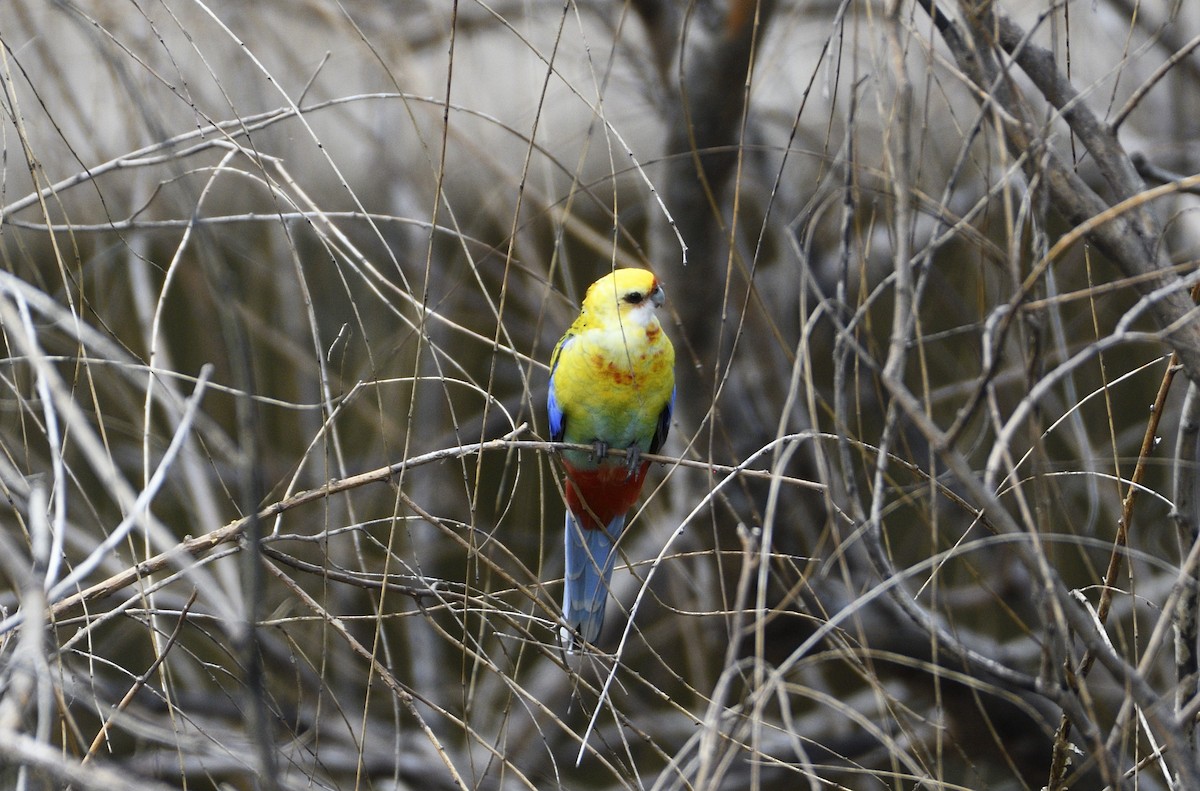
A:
[[588, 351, 635, 386]]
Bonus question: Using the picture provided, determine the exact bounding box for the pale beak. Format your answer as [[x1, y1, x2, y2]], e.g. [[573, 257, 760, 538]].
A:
[[650, 284, 665, 307]]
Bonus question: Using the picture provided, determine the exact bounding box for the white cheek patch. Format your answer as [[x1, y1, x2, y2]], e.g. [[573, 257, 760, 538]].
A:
[[623, 301, 658, 328]]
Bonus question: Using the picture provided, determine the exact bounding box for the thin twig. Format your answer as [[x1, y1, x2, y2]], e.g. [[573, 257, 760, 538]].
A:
[[35, 427, 828, 628]]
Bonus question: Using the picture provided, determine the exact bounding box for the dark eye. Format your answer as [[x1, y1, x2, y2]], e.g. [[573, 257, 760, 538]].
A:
[[623, 291, 644, 304]]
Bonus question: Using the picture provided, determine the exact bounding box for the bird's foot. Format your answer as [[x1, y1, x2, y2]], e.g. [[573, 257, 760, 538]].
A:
[[590, 440, 610, 461], [624, 445, 642, 479]]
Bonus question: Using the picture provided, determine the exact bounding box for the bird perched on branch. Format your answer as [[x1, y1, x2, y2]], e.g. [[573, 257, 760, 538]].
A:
[[548, 268, 675, 650]]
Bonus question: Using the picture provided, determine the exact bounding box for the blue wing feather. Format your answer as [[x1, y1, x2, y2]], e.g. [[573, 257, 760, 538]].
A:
[[547, 335, 573, 443], [547, 380, 565, 443]]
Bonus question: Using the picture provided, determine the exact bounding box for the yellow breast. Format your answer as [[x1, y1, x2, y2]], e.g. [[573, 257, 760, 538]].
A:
[[553, 320, 674, 443]]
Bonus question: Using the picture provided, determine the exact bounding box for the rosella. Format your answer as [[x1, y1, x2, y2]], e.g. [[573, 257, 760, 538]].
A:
[[547, 268, 675, 649]]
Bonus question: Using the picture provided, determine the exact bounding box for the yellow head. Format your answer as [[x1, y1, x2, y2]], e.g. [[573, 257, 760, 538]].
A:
[[579, 268, 665, 327]]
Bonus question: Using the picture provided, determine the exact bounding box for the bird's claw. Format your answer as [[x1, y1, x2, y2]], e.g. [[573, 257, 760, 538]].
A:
[[624, 445, 642, 479], [589, 439, 643, 478]]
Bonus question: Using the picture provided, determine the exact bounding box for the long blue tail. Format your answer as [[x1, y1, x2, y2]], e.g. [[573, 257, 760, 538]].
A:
[[561, 512, 626, 650]]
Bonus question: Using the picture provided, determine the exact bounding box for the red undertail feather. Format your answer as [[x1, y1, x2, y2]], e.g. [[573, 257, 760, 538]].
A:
[[563, 462, 651, 530]]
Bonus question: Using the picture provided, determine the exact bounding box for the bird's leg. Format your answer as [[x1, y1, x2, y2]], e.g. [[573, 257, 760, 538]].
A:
[[624, 444, 642, 479], [590, 439, 609, 461]]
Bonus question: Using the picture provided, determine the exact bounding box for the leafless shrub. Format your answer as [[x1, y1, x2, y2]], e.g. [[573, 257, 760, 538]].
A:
[[2, 1, 1200, 789]]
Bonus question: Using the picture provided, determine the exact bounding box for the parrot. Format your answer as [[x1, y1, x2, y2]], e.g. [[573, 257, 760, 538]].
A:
[[547, 267, 675, 650]]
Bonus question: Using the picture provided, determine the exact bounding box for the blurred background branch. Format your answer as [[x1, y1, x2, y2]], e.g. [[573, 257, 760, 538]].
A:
[[1, 0, 1200, 788]]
